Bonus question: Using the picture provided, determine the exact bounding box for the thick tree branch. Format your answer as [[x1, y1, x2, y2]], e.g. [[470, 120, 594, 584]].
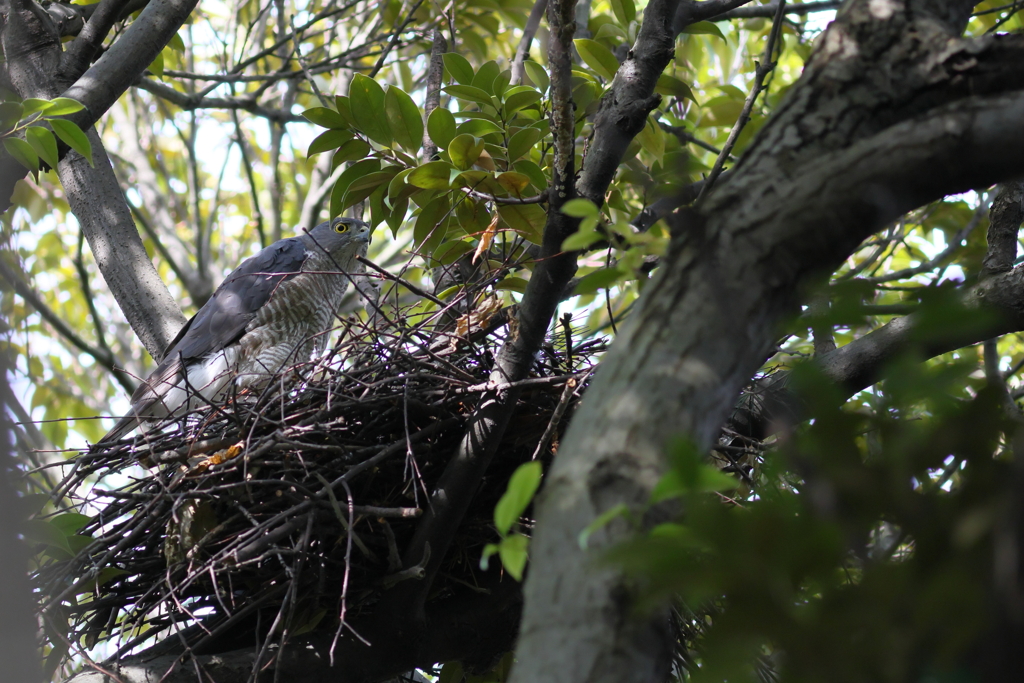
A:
[[61, 0, 135, 78], [576, 0, 679, 205], [983, 181, 1024, 275], [421, 29, 447, 161], [134, 78, 304, 122], [514, 0, 1024, 673], [510, 0, 547, 85], [708, 0, 841, 20]]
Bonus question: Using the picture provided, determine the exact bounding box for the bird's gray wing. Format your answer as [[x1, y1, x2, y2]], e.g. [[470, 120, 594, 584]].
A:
[[171, 236, 309, 361]]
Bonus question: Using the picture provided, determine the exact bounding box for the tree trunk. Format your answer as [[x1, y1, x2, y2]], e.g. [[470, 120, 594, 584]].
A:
[[511, 0, 1024, 679]]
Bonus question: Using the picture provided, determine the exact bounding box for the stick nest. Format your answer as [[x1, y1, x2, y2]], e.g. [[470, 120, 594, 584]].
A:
[[33, 310, 600, 668]]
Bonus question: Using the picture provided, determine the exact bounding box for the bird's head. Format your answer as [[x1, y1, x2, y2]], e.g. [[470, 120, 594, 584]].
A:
[[305, 217, 372, 261]]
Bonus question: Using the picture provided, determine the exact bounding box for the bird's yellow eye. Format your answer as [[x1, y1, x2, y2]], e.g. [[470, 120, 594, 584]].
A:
[[335, 222, 349, 233]]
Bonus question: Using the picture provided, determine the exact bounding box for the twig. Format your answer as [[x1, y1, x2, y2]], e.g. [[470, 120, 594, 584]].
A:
[[510, 0, 547, 85], [696, 0, 787, 205]]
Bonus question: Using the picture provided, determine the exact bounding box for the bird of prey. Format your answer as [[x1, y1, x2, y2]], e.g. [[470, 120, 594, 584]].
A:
[[99, 217, 371, 444]]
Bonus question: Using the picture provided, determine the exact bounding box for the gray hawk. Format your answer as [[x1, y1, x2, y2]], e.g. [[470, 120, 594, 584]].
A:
[[100, 217, 371, 444]]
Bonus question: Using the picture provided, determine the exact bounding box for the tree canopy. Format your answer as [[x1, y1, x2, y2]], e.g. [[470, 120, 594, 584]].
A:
[[3, 0, 1024, 680]]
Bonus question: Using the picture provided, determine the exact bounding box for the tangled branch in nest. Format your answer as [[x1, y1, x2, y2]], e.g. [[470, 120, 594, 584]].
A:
[[33, 306, 601, 672]]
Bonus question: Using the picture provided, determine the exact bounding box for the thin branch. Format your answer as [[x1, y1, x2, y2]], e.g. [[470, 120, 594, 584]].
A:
[[707, 0, 840, 20], [695, 0, 786, 205], [0, 257, 135, 394], [511, 0, 547, 85], [422, 29, 448, 161], [367, 0, 428, 78], [134, 78, 304, 122]]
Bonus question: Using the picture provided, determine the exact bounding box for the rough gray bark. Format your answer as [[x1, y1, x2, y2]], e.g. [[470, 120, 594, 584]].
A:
[[60, 130, 186, 358], [1, 0, 199, 356], [511, 0, 1024, 679]]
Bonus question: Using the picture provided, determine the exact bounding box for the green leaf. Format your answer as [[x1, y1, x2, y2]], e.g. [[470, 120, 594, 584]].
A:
[[507, 127, 542, 161], [498, 203, 546, 244], [20, 98, 52, 118], [42, 98, 85, 117], [149, 50, 164, 78], [610, 0, 636, 25], [4, 137, 38, 171], [343, 168, 401, 211], [0, 102, 24, 131], [414, 195, 452, 251], [498, 533, 530, 581], [448, 134, 485, 170], [409, 161, 455, 189], [329, 158, 380, 216], [494, 461, 543, 535], [49, 512, 91, 535], [385, 86, 424, 153], [561, 198, 599, 218], [636, 117, 665, 162], [522, 60, 549, 94], [472, 60, 500, 94], [334, 95, 358, 128], [303, 106, 349, 129], [433, 239, 474, 266], [574, 39, 620, 81], [331, 138, 372, 164], [562, 229, 603, 251], [455, 118, 503, 138], [349, 73, 392, 147], [494, 276, 528, 293], [655, 74, 696, 102], [25, 126, 58, 169], [513, 159, 548, 189], [497, 171, 530, 195], [574, 267, 624, 295], [503, 89, 542, 116], [443, 52, 475, 85], [307, 129, 353, 156], [427, 107, 457, 149], [444, 84, 496, 108], [683, 21, 727, 40]]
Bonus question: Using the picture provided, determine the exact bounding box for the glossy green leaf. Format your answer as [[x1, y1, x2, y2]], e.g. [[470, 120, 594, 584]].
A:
[[561, 198, 599, 218], [0, 102, 23, 131], [494, 461, 543, 535], [610, 0, 636, 25], [303, 106, 349, 129], [409, 161, 455, 189], [522, 60, 549, 94], [43, 98, 85, 117], [574, 39, 620, 81], [428, 107, 457, 149], [455, 119, 503, 138], [655, 74, 696, 102], [329, 158, 381, 216], [498, 203, 546, 244], [4, 137, 38, 171], [562, 228, 604, 251], [443, 52, 475, 85], [334, 95, 358, 128], [307, 129, 353, 156], [513, 159, 547, 189], [331, 138, 372, 164], [573, 267, 625, 295], [444, 84, 496, 108], [507, 127, 542, 161], [20, 98, 52, 118], [472, 60, 500, 94], [683, 21, 727, 40], [414, 195, 452, 251], [49, 120, 92, 165], [503, 89, 542, 116], [494, 276, 528, 293], [448, 134, 486, 170], [385, 86, 424, 153], [496, 172, 531, 195], [349, 74, 392, 147]]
